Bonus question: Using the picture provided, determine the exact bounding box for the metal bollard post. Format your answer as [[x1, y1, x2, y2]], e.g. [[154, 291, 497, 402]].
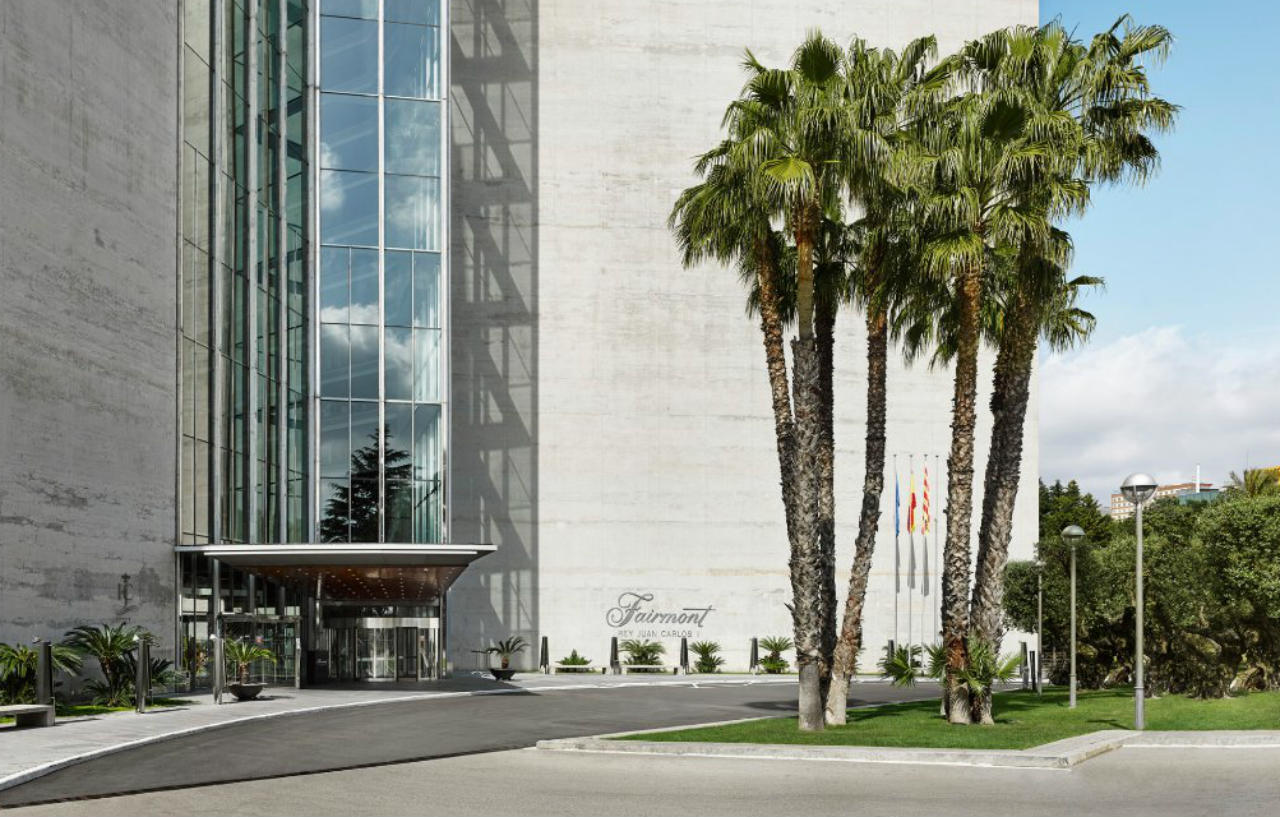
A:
[[679, 637, 689, 674], [36, 640, 54, 706], [539, 636, 549, 674], [749, 637, 759, 674], [135, 639, 150, 714], [212, 635, 224, 705], [609, 637, 620, 675], [1021, 642, 1029, 690]]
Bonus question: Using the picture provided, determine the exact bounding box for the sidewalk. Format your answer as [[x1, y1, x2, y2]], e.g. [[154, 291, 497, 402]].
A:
[[0, 672, 801, 791]]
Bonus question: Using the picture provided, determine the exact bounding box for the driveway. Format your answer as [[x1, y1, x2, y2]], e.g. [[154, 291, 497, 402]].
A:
[[0, 679, 931, 806]]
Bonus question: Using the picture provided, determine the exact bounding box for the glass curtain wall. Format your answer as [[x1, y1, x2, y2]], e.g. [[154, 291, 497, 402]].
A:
[[316, 0, 445, 544], [178, 0, 310, 686]]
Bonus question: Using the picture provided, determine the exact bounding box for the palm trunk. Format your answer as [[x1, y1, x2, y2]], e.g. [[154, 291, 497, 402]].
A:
[[816, 300, 838, 697], [754, 239, 799, 543], [825, 306, 888, 725], [791, 336, 826, 731], [969, 283, 1038, 725], [943, 261, 981, 724], [790, 213, 825, 731]]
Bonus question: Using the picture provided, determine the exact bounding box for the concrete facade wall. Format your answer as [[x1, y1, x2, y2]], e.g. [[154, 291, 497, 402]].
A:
[[0, 2, 178, 655], [448, 0, 1041, 671]]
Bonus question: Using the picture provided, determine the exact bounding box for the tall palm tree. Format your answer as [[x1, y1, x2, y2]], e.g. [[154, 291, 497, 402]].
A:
[[823, 34, 949, 726], [966, 18, 1175, 723], [722, 32, 860, 731], [905, 57, 1080, 722]]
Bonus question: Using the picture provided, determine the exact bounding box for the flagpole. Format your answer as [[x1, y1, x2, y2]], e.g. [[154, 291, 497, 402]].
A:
[[908, 453, 914, 653], [935, 452, 941, 645], [894, 454, 900, 653]]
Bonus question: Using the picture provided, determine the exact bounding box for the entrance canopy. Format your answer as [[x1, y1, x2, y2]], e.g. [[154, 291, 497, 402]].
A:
[[176, 544, 495, 602]]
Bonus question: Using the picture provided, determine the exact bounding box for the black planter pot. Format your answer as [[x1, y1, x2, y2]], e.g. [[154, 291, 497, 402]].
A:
[[228, 682, 266, 700], [489, 669, 517, 681]]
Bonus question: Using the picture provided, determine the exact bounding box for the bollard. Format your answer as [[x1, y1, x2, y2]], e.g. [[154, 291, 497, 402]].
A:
[[679, 637, 689, 674], [135, 639, 150, 714], [212, 635, 224, 705], [36, 641, 54, 706], [749, 637, 759, 673], [609, 636, 620, 675], [1020, 642, 1029, 690], [539, 636, 549, 674], [1030, 650, 1040, 695]]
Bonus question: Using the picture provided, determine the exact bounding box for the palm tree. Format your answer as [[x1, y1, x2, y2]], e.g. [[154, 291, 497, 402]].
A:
[[824, 33, 949, 726], [0, 642, 82, 704], [63, 623, 150, 707], [965, 18, 1175, 723], [903, 56, 1081, 723], [714, 31, 859, 730], [1226, 468, 1280, 497], [224, 639, 276, 685]]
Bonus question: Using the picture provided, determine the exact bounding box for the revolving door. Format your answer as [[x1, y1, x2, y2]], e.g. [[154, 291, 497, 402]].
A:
[[323, 609, 443, 682]]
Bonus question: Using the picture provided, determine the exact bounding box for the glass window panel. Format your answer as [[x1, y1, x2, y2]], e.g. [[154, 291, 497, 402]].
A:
[[349, 324, 379, 399], [384, 403, 413, 475], [320, 16, 377, 93], [320, 400, 350, 478], [318, 478, 350, 542], [412, 403, 440, 482], [349, 401, 380, 477], [384, 99, 441, 177], [385, 481, 413, 542], [384, 22, 440, 99], [385, 327, 413, 401], [350, 248, 379, 324], [412, 252, 440, 328], [413, 329, 441, 402], [385, 174, 440, 250], [319, 323, 349, 397], [321, 0, 377, 19], [348, 479, 380, 542], [320, 246, 349, 323], [413, 480, 441, 543], [320, 169, 378, 246], [385, 251, 412, 327], [385, 0, 439, 26], [319, 93, 378, 171]]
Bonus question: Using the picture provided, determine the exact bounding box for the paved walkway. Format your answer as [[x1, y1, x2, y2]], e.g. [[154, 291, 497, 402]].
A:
[[8, 744, 1280, 817], [0, 672, 819, 795]]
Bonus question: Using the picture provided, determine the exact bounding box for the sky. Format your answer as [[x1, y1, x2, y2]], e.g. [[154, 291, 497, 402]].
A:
[[1036, 0, 1280, 504]]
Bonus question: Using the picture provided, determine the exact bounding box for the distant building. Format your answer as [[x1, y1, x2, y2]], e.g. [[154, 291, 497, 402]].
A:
[[1110, 482, 1216, 521]]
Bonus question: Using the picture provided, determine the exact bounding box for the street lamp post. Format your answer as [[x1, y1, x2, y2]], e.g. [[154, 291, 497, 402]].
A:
[[1035, 556, 1044, 695], [1120, 472, 1157, 730], [1062, 525, 1085, 709]]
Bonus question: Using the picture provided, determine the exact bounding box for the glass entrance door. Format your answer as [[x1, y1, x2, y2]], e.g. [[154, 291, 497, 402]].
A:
[[356, 627, 396, 680], [395, 628, 419, 679]]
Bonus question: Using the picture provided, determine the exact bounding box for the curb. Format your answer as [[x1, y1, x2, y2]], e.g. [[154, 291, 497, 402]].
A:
[[0, 675, 799, 793], [536, 727, 1280, 769]]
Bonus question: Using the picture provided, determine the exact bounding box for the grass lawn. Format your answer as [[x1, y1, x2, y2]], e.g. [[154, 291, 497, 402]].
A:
[[615, 688, 1280, 750], [1, 698, 193, 725]]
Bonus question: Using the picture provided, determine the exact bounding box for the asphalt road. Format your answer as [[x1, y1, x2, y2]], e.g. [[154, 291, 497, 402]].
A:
[[8, 743, 1279, 817], [0, 680, 931, 807]]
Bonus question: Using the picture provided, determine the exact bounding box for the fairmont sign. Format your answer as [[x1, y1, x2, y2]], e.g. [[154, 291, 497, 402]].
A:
[[605, 592, 714, 638]]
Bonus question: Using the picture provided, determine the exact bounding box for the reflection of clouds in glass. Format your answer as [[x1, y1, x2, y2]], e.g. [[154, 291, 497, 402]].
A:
[[320, 161, 344, 212], [386, 175, 440, 250], [349, 303, 379, 324], [385, 100, 440, 176], [320, 305, 349, 323], [319, 141, 339, 172], [385, 328, 412, 400]]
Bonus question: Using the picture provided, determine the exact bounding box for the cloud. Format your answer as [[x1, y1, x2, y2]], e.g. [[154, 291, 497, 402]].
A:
[[1040, 326, 1280, 506]]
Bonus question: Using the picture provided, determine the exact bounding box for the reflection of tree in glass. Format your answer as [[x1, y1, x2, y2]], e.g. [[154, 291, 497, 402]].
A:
[[320, 427, 411, 543]]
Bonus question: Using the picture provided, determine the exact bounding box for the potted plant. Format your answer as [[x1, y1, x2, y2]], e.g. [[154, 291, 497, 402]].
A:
[[473, 637, 528, 680], [224, 639, 276, 700], [758, 636, 793, 674]]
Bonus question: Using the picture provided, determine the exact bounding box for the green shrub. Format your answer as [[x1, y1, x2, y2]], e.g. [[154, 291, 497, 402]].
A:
[[758, 636, 793, 673], [690, 641, 724, 673], [620, 639, 665, 666], [559, 649, 591, 666]]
